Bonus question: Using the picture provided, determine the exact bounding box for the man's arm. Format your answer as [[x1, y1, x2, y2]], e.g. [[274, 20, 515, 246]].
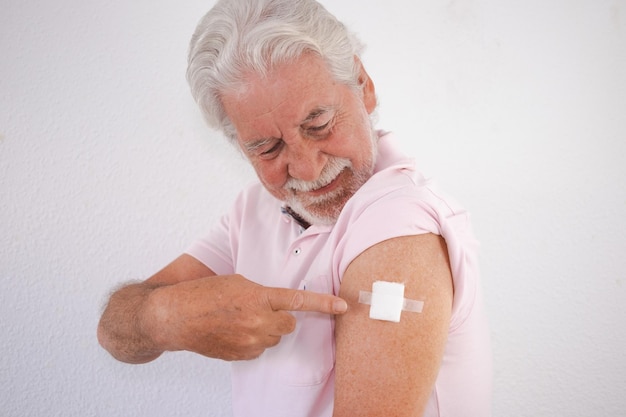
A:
[[333, 233, 453, 417], [97, 254, 348, 364], [97, 254, 217, 363]]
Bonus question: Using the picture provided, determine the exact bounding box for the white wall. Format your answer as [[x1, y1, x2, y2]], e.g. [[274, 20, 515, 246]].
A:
[[1, 0, 624, 415]]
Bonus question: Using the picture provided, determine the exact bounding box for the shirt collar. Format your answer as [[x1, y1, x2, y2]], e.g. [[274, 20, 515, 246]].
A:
[[281, 206, 311, 229]]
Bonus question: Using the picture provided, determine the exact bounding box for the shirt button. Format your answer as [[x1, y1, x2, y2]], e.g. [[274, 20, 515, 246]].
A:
[[293, 248, 302, 256]]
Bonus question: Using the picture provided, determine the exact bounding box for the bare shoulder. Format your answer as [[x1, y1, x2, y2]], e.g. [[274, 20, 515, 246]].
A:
[[340, 233, 452, 299], [333, 233, 453, 417]]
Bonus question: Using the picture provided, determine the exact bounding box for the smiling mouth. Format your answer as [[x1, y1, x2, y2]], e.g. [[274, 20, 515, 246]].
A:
[[285, 156, 352, 196], [289, 168, 346, 196], [307, 171, 343, 195]]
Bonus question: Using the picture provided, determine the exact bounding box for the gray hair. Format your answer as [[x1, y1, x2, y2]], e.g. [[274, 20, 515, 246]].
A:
[[186, 0, 365, 142]]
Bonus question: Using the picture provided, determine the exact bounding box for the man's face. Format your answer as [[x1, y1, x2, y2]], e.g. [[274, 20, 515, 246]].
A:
[[221, 53, 378, 226]]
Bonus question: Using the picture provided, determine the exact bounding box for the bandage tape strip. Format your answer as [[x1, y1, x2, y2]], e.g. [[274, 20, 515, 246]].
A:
[[358, 281, 424, 322]]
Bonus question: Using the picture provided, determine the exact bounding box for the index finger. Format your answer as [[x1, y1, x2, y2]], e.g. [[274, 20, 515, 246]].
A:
[[265, 287, 348, 314]]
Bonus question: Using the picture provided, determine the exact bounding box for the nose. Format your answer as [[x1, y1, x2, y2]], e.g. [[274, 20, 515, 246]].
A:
[[285, 140, 327, 182]]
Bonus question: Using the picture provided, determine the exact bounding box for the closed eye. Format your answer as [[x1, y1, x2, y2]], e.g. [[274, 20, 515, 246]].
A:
[[259, 140, 284, 159], [304, 116, 334, 137], [308, 121, 330, 132], [301, 108, 335, 137]]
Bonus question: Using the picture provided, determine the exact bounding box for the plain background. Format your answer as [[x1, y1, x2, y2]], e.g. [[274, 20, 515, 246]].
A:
[[1, 0, 625, 415]]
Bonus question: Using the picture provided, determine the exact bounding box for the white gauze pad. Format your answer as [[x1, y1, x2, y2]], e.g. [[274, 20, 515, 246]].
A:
[[358, 281, 424, 322]]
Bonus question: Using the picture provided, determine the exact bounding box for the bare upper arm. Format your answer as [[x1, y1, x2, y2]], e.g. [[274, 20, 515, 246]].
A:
[[333, 233, 453, 417], [145, 253, 216, 286]]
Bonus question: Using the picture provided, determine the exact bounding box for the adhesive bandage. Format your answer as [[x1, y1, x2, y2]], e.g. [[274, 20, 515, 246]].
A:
[[358, 281, 424, 322]]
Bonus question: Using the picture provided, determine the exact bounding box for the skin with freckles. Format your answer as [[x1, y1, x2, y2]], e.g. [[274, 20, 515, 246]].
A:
[[334, 234, 453, 417], [221, 53, 378, 226]]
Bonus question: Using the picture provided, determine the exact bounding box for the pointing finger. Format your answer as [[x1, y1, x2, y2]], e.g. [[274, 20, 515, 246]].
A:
[[265, 288, 348, 314]]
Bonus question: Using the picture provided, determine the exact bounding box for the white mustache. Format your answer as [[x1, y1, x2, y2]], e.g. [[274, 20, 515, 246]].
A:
[[285, 157, 352, 192]]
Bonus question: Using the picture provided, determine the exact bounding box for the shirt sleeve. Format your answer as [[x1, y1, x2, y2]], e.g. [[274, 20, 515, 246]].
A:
[[185, 212, 236, 276], [331, 168, 481, 331], [184, 184, 256, 276]]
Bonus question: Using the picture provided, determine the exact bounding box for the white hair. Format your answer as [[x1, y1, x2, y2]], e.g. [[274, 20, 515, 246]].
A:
[[186, 0, 365, 142]]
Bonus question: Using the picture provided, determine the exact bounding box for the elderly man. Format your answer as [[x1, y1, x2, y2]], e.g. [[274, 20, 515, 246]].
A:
[[97, 0, 492, 416]]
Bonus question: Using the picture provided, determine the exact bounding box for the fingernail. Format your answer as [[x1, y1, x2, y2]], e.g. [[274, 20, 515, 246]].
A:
[[333, 299, 348, 313]]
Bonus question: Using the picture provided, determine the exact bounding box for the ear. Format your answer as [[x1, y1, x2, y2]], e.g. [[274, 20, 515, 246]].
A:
[[355, 57, 377, 114]]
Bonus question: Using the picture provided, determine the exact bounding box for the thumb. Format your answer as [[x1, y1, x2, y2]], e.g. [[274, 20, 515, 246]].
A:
[[265, 287, 348, 315]]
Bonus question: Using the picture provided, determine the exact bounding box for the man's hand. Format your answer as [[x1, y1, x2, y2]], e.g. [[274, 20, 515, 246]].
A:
[[98, 255, 347, 364], [142, 274, 348, 361]]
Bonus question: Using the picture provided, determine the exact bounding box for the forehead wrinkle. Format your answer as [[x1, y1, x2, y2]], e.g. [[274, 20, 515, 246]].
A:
[[233, 95, 287, 147]]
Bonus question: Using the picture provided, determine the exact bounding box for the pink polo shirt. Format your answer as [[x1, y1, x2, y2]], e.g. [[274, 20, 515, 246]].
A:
[[186, 132, 492, 417]]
